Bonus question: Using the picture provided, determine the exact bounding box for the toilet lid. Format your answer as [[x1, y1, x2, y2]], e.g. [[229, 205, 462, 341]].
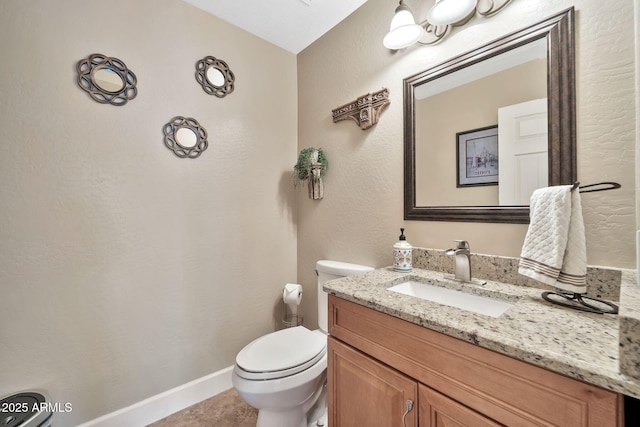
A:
[[235, 326, 326, 380]]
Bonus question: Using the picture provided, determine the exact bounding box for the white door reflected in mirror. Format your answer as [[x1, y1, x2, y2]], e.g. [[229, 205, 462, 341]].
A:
[[175, 127, 198, 148], [498, 98, 548, 205], [92, 67, 125, 93], [206, 67, 225, 87]]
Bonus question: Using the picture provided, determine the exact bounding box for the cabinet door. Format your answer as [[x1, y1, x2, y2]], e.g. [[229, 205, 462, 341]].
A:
[[419, 384, 503, 427], [328, 336, 418, 427]]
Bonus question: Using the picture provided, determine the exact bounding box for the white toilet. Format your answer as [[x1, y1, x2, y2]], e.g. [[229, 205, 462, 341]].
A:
[[232, 260, 374, 427]]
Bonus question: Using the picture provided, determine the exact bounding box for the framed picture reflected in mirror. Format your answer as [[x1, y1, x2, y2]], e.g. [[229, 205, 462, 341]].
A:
[[456, 125, 498, 188]]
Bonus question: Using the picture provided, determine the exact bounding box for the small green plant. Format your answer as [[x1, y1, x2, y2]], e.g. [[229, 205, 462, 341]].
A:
[[293, 147, 328, 187]]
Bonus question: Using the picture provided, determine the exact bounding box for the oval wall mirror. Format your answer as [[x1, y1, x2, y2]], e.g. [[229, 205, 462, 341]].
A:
[[163, 116, 208, 159], [76, 53, 137, 106], [175, 127, 198, 148], [92, 67, 125, 93], [206, 67, 226, 87], [195, 56, 235, 98], [404, 8, 576, 223]]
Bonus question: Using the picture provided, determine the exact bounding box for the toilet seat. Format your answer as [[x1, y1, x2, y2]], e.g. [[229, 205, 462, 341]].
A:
[[235, 326, 326, 381]]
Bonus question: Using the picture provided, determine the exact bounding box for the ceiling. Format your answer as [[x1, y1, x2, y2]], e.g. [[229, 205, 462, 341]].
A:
[[183, 0, 369, 54]]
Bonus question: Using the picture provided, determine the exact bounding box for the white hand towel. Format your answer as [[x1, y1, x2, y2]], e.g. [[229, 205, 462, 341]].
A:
[[518, 185, 587, 293]]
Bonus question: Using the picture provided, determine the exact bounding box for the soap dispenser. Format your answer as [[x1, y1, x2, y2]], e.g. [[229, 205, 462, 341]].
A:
[[393, 228, 412, 272]]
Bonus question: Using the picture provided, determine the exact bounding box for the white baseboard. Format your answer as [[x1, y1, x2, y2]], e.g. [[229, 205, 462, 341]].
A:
[[77, 366, 234, 427]]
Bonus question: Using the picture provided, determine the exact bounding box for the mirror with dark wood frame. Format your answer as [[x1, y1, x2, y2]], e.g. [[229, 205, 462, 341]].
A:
[[404, 8, 576, 224]]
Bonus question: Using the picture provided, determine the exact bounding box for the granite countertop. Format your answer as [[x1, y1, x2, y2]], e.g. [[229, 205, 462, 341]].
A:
[[324, 266, 640, 399]]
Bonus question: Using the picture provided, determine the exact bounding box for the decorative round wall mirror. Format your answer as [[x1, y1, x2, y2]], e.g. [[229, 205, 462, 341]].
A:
[[195, 56, 235, 98], [77, 53, 137, 106], [163, 116, 208, 159]]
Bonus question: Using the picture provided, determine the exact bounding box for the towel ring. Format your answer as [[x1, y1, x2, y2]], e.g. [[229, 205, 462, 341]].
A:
[[541, 291, 619, 314]]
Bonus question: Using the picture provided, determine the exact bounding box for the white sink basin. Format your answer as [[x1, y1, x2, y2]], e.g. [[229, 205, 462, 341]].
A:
[[388, 280, 513, 318]]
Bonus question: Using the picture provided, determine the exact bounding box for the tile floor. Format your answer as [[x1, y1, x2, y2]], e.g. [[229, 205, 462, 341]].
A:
[[146, 388, 257, 427]]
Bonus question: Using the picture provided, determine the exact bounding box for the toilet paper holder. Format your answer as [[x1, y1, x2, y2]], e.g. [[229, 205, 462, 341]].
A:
[[282, 283, 303, 328], [282, 300, 303, 328]]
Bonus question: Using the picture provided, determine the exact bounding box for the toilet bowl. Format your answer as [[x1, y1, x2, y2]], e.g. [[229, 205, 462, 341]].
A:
[[232, 260, 374, 427], [233, 327, 327, 427]]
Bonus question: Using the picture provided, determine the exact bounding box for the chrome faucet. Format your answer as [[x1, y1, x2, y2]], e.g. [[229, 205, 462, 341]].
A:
[[445, 240, 471, 282], [445, 240, 486, 285]]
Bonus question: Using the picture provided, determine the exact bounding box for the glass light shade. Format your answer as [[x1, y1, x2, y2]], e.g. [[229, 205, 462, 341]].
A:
[[383, 1, 425, 49], [427, 0, 478, 26]]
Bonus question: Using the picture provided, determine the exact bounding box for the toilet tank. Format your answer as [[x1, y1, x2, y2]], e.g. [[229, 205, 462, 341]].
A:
[[316, 260, 374, 332]]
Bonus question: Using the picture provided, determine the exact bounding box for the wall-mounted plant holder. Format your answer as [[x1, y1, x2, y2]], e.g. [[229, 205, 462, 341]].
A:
[[332, 88, 390, 130], [307, 164, 325, 200], [294, 147, 328, 200], [162, 116, 208, 159], [76, 53, 137, 106], [195, 56, 235, 98]]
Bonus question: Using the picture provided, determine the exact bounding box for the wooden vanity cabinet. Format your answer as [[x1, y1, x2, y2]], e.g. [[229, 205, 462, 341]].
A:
[[327, 295, 622, 427], [419, 384, 503, 427], [329, 337, 498, 427], [329, 337, 418, 426]]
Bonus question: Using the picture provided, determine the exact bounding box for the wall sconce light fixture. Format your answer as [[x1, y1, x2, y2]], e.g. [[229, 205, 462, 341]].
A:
[[383, 1, 426, 49], [383, 0, 513, 48]]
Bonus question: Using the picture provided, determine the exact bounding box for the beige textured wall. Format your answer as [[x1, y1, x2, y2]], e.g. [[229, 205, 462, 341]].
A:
[[297, 0, 636, 329], [636, 2, 640, 247], [0, 0, 297, 425]]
